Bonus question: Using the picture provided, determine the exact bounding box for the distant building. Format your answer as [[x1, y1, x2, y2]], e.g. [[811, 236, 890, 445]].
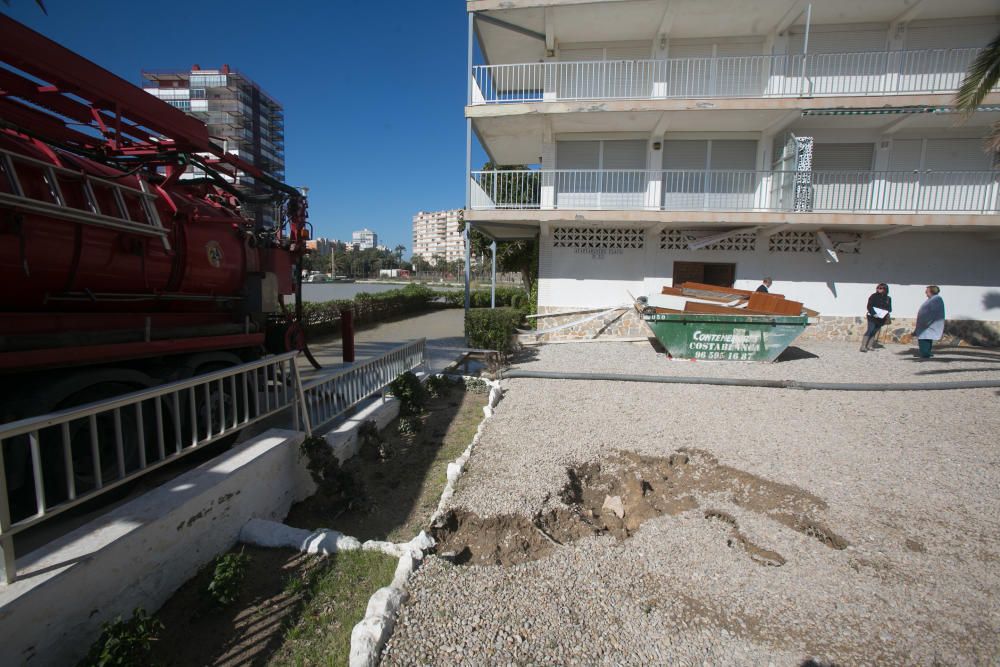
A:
[[352, 228, 378, 250], [142, 64, 285, 228], [304, 237, 339, 256], [412, 209, 464, 265]]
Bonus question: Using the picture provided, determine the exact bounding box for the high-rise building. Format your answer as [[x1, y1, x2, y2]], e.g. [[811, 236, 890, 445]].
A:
[[352, 228, 378, 250], [464, 0, 1000, 342], [142, 64, 285, 227], [412, 209, 464, 265]]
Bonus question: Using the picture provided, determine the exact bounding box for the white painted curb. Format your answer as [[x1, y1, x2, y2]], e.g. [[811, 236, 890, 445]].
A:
[[239, 374, 505, 667]]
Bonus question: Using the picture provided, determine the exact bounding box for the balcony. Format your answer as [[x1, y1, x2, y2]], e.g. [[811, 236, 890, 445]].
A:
[[471, 48, 985, 104], [470, 169, 1000, 214]]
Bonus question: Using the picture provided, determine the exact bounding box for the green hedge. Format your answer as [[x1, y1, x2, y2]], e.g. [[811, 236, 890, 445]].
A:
[[435, 286, 529, 310], [465, 307, 523, 356], [300, 284, 436, 336]]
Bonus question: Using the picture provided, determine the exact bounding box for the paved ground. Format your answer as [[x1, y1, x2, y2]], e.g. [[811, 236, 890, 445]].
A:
[[298, 309, 466, 381], [383, 340, 1000, 665]]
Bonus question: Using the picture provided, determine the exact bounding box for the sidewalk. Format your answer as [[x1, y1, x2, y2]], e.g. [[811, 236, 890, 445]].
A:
[[298, 309, 467, 382]]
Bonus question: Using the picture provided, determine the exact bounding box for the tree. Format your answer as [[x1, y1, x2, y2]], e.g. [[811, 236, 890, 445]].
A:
[[394, 244, 406, 263], [458, 206, 538, 293], [956, 31, 1000, 157]]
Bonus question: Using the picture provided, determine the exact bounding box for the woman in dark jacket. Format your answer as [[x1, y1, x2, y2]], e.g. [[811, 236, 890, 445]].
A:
[[860, 283, 892, 352]]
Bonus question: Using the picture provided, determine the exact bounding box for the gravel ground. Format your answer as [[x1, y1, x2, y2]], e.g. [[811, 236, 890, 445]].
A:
[[382, 341, 1000, 665]]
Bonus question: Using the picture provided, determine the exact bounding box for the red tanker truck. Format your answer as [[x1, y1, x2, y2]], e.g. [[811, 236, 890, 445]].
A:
[[0, 16, 314, 512]]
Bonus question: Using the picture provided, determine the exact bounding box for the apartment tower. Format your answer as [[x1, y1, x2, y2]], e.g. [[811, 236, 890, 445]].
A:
[[142, 65, 285, 227]]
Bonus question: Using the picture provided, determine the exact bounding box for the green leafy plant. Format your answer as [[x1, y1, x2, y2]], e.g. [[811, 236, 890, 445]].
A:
[[464, 307, 524, 358], [388, 371, 426, 417], [397, 415, 423, 436], [358, 419, 391, 460], [80, 607, 164, 667], [425, 374, 461, 398], [464, 377, 490, 395], [207, 549, 250, 606]]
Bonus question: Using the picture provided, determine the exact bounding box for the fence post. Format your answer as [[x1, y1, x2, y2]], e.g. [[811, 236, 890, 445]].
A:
[[292, 356, 312, 437], [0, 442, 15, 583]]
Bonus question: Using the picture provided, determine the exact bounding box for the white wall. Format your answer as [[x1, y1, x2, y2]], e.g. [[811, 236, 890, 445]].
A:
[[0, 429, 312, 667], [539, 226, 1000, 321]]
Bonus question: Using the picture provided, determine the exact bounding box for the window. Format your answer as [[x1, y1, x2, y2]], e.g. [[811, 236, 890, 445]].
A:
[[672, 262, 735, 287]]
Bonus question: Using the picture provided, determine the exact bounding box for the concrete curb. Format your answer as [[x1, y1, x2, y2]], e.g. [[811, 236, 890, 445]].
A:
[[236, 374, 505, 667]]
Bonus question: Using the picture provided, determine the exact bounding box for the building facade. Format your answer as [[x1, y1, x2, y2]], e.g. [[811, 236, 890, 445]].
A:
[[352, 228, 378, 250], [412, 209, 466, 265], [142, 65, 285, 227], [464, 0, 1000, 343]]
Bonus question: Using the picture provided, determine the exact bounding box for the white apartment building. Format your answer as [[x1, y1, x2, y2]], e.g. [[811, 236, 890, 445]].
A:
[[413, 209, 466, 264], [464, 0, 1000, 343], [352, 228, 378, 250]]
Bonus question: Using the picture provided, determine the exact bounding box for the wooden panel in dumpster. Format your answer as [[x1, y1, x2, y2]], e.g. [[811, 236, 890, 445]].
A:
[[639, 283, 814, 362]]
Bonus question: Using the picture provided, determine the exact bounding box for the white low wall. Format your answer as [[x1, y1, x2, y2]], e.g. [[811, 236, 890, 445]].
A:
[[0, 429, 312, 667]]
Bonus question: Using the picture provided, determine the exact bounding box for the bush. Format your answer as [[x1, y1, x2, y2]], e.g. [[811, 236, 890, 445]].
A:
[[388, 371, 426, 417], [299, 284, 437, 337], [464, 377, 490, 395], [207, 549, 250, 606], [397, 416, 422, 436], [465, 308, 523, 357], [434, 286, 529, 310], [425, 374, 460, 398], [81, 608, 164, 666]]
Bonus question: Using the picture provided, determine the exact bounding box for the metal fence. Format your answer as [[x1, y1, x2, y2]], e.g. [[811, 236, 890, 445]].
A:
[[471, 47, 985, 103], [0, 339, 428, 584], [301, 338, 426, 432], [471, 169, 1000, 213], [0, 352, 303, 583]]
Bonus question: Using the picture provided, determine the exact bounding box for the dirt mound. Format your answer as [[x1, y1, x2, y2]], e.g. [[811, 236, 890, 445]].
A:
[[432, 449, 848, 566]]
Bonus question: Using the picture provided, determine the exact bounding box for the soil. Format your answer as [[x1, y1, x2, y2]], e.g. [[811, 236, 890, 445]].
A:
[[152, 545, 324, 666], [432, 448, 848, 566], [285, 384, 488, 543]]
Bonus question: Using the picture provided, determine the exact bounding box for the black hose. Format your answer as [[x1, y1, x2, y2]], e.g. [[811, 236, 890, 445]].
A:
[[501, 369, 1000, 392]]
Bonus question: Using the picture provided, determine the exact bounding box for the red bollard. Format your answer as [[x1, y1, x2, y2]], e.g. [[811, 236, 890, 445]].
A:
[[340, 307, 355, 363]]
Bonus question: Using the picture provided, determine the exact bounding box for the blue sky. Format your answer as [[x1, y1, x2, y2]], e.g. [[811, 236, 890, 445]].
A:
[[3, 1, 485, 254]]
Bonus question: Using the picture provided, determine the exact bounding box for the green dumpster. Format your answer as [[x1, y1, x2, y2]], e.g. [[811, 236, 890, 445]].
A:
[[643, 312, 808, 362]]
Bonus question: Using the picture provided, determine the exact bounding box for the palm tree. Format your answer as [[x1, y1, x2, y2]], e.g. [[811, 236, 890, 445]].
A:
[[955, 31, 1000, 157]]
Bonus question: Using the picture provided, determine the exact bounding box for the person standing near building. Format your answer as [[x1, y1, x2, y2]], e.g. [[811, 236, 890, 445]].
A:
[[860, 283, 892, 352], [914, 285, 945, 359], [756, 277, 772, 293]]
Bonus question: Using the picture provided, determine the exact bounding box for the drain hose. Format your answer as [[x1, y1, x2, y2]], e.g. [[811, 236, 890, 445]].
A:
[[501, 369, 1000, 392]]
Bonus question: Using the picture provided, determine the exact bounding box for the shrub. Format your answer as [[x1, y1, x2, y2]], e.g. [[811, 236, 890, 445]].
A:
[[299, 284, 438, 337], [465, 307, 523, 357], [358, 419, 390, 460], [434, 287, 529, 310], [397, 416, 422, 436], [207, 549, 250, 606], [425, 374, 458, 398], [81, 607, 164, 667], [388, 371, 426, 417], [464, 377, 490, 395]]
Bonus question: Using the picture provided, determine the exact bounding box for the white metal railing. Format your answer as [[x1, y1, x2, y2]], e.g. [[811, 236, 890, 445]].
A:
[[0, 339, 431, 584], [470, 169, 1000, 213], [471, 47, 986, 103], [302, 338, 426, 431], [0, 352, 304, 583]]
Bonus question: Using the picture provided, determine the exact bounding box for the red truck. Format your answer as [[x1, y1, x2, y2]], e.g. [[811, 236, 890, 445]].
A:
[[0, 16, 313, 514]]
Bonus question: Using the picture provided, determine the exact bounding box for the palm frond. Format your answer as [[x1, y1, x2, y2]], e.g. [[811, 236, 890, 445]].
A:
[[956, 31, 1000, 114]]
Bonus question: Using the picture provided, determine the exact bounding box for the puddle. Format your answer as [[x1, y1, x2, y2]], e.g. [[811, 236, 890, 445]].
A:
[[432, 449, 847, 566]]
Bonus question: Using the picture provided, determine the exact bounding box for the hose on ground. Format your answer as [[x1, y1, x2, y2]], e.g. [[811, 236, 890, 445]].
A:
[[500, 369, 1000, 392]]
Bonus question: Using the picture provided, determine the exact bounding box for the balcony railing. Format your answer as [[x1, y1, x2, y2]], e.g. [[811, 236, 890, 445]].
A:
[[470, 169, 1000, 214], [471, 47, 986, 103]]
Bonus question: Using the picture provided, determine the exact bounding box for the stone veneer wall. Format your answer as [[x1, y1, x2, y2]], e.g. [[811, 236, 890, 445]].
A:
[[798, 316, 1000, 346], [525, 306, 1000, 347], [525, 306, 651, 343]]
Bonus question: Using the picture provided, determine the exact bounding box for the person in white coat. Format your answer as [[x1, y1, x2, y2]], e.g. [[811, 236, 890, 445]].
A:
[[913, 285, 945, 359]]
